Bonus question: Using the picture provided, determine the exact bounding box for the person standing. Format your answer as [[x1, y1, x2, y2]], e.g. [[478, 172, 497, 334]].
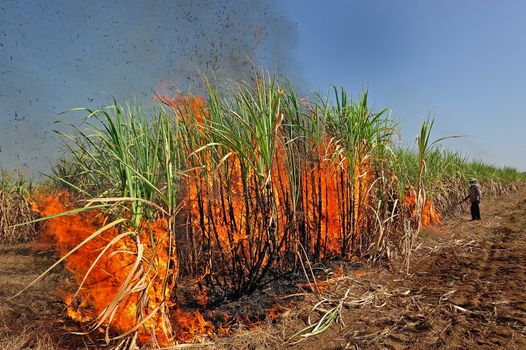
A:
[[464, 178, 482, 220]]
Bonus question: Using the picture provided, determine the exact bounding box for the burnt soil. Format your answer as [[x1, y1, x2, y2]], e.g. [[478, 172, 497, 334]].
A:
[[1, 185, 525, 349]]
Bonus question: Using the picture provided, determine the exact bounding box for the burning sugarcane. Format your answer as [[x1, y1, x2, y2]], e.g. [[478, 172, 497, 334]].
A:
[[14, 72, 518, 348]]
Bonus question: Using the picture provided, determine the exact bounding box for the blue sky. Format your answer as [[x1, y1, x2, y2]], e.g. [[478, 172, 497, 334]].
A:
[[1, 0, 525, 175], [284, 0, 526, 169]]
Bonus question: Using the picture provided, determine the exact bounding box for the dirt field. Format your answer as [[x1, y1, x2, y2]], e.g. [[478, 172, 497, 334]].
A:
[[278, 185, 526, 350], [1, 186, 525, 349], [0, 242, 69, 349]]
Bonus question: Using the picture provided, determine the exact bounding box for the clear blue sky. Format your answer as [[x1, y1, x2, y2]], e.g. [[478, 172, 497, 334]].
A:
[[1, 0, 525, 175]]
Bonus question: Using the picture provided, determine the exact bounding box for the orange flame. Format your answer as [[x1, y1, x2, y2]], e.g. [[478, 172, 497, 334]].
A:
[[32, 92, 427, 343], [155, 94, 206, 124], [404, 190, 441, 227], [267, 305, 287, 321], [182, 112, 378, 282], [170, 308, 214, 342], [31, 192, 181, 345], [158, 94, 376, 263]]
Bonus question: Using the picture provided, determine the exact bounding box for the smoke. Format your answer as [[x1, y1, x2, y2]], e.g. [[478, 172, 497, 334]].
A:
[[168, 0, 301, 89], [0, 0, 301, 175]]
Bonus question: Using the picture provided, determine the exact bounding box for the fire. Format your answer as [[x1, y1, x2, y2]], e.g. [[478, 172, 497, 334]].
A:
[[352, 156, 372, 252], [267, 305, 287, 321], [301, 139, 347, 258], [165, 91, 379, 297], [32, 192, 181, 345], [154, 94, 206, 124], [404, 189, 441, 226], [30, 91, 438, 345], [353, 270, 367, 277], [171, 308, 214, 342], [184, 134, 363, 279]]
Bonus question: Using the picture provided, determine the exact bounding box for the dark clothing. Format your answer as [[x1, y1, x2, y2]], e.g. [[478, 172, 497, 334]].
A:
[[467, 184, 482, 202], [465, 182, 482, 220], [470, 201, 481, 220]]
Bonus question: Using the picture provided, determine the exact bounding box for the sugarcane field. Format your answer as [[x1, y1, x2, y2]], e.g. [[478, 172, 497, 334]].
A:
[[1, 1, 526, 349]]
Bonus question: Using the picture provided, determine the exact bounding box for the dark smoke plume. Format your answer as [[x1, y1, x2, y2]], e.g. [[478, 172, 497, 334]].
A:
[[169, 0, 301, 89]]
